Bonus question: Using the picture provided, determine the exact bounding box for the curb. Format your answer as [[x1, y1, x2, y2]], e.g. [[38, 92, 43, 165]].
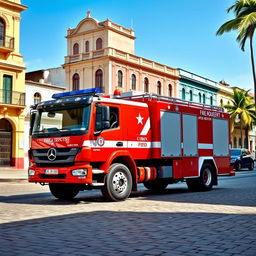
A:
[[0, 179, 28, 183]]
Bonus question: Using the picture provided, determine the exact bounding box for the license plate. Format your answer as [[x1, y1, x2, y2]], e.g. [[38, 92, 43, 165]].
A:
[[44, 169, 58, 175]]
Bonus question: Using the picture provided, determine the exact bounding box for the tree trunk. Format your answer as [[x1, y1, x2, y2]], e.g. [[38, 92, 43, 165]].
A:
[[250, 35, 256, 111], [240, 121, 243, 148], [245, 127, 249, 149]]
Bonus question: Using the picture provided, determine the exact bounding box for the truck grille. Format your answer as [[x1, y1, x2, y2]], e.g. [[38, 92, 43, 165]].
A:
[[32, 147, 81, 167]]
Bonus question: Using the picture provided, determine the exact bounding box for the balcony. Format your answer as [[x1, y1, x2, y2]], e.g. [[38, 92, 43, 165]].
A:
[[0, 36, 15, 53], [0, 90, 25, 106], [64, 47, 178, 77]]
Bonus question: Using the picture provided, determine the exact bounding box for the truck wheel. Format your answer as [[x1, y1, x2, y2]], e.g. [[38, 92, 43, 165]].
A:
[[143, 180, 168, 191], [186, 163, 214, 192], [101, 163, 132, 201], [248, 160, 254, 171], [49, 183, 80, 200]]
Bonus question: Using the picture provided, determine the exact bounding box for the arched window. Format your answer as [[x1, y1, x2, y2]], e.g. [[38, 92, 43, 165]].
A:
[[144, 77, 149, 93], [95, 69, 103, 92], [34, 92, 41, 104], [0, 18, 5, 47], [210, 96, 213, 105], [96, 38, 102, 50], [85, 41, 89, 52], [199, 92, 202, 103], [182, 88, 186, 100], [233, 137, 237, 148], [244, 138, 248, 149], [131, 74, 136, 90], [189, 90, 193, 101], [239, 138, 242, 148], [73, 43, 79, 55], [227, 101, 230, 105], [157, 81, 161, 95], [203, 94, 206, 104], [118, 70, 123, 88], [0, 118, 12, 166], [168, 84, 172, 97], [72, 73, 80, 91], [220, 99, 223, 106]]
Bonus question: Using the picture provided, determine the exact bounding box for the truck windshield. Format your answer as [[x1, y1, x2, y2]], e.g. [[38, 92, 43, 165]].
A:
[[32, 105, 91, 137]]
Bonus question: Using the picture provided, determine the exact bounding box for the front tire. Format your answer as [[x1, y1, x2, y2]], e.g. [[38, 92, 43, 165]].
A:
[[49, 183, 80, 200], [186, 163, 214, 192], [101, 163, 132, 201], [235, 161, 241, 172], [248, 160, 254, 171]]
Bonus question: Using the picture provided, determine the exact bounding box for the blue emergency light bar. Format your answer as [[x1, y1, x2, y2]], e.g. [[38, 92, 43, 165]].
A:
[[52, 88, 102, 99]]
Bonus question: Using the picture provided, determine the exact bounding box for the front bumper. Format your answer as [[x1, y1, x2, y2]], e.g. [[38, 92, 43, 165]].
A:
[[28, 164, 93, 184]]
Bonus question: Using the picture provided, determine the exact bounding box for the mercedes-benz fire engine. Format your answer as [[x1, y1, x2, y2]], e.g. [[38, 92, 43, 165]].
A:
[[28, 88, 234, 201]]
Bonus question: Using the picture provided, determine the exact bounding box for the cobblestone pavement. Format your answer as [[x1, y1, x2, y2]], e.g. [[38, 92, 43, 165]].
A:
[[0, 171, 255, 256]]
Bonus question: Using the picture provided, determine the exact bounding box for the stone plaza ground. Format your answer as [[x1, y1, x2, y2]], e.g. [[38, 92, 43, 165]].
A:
[[0, 170, 255, 256]]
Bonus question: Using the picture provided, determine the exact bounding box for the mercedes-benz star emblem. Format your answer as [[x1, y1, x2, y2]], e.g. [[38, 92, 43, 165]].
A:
[[47, 148, 57, 161]]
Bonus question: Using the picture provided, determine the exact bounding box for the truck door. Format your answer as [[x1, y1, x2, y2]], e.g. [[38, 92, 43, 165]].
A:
[[126, 107, 151, 159], [92, 104, 123, 162]]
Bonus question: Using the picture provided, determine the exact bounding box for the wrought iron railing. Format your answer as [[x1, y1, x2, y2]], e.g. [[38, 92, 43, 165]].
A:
[[0, 90, 25, 106], [0, 36, 15, 50]]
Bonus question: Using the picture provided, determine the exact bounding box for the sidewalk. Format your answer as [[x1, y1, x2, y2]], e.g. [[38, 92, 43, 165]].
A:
[[0, 168, 27, 182]]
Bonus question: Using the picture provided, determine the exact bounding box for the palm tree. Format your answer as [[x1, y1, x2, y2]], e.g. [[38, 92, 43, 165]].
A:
[[216, 0, 256, 107], [224, 88, 256, 148]]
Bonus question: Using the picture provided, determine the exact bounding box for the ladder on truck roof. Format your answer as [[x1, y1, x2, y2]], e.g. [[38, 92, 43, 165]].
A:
[[120, 93, 225, 112]]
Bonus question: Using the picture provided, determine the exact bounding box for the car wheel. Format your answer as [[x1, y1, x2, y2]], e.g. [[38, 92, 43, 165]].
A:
[[248, 161, 254, 171], [235, 162, 241, 172]]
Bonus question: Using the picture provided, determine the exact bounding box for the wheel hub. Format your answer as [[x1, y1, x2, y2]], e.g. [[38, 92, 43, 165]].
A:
[[112, 171, 127, 194]]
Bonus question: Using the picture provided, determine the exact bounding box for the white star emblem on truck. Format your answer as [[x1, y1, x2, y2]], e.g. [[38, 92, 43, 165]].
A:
[[136, 113, 144, 125]]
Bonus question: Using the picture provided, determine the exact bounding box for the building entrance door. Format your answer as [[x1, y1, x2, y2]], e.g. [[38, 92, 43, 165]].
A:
[[0, 119, 12, 166]]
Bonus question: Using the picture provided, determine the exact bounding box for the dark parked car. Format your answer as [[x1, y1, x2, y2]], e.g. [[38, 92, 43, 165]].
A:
[[230, 148, 254, 171]]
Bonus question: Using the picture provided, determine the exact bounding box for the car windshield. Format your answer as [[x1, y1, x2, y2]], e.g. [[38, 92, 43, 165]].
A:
[[231, 149, 241, 156], [33, 105, 91, 136]]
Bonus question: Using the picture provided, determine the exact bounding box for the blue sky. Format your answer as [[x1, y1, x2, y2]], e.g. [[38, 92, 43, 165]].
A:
[[21, 0, 252, 90]]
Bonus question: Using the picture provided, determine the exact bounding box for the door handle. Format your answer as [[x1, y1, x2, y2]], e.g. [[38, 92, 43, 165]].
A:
[[116, 142, 123, 147]]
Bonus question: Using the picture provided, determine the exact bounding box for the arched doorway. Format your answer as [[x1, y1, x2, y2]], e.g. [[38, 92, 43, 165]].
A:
[[0, 119, 12, 166]]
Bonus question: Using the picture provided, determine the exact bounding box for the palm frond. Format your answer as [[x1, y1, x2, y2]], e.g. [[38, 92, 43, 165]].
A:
[[224, 87, 255, 130], [216, 18, 242, 35], [238, 12, 256, 31]]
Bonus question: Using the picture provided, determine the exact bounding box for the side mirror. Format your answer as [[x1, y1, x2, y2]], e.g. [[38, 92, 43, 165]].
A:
[[29, 110, 37, 135], [95, 105, 110, 135]]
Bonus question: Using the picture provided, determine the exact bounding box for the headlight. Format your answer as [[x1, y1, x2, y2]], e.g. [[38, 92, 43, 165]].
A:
[[230, 159, 236, 163], [72, 169, 87, 176], [28, 169, 35, 176]]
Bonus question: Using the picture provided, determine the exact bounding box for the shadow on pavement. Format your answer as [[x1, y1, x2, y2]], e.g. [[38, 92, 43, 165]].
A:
[[0, 181, 255, 208], [0, 210, 255, 255]]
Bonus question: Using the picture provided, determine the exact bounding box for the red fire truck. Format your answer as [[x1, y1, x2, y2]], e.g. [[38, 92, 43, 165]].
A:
[[28, 88, 234, 201]]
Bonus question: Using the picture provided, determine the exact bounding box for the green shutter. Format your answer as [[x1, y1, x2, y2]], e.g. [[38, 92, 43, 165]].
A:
[[3, 75, 12, 104]]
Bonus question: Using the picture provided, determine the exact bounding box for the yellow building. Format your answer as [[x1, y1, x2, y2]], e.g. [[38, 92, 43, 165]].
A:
[[217, 81, 255, 152], [0, 0, 27, 168]]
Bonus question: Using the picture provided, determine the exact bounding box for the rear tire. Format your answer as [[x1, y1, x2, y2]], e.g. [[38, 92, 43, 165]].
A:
[[49, 183, 80, 200], [143, 180, 168, 191], [101, 163, 132, 201], [186, 163, 214, 192]]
